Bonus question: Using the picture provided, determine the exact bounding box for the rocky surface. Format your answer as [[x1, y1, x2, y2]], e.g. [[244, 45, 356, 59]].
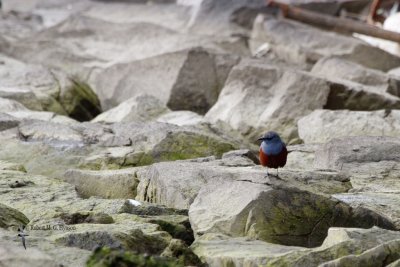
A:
[[0, 0, 400, 267], [298, 109, 400, 143]]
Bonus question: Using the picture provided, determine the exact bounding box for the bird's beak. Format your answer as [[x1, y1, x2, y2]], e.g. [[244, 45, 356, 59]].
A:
[[257, 137, 264, 141]]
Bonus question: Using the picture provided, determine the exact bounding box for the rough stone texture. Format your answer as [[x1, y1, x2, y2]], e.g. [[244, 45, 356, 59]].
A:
[[0, 97, 29, 113], [92, 94, 168, 124], [91, 47, 239, 113], [250, 16, 400, 71], [0, 203, 29, 229], [0, 113, 19, 131], [81, 122, 237, 169], [6, 111, 78, 125], [312, 56, 400, 97], [0, 86, 43, 111], [189, 178, 393, 248], [0, 54, 101, 120], [192, 227, 400, 267], [0, 241, 58, 267], [314, 136, 400, 171], [298, 110, 400, 144], [18, 120, 83, 143], [187, 0, 265, 36], [136, 157, 355, 210], [63, 168, 141, 199], [205, 59, 332, 143], [156, 111, 204, 126]]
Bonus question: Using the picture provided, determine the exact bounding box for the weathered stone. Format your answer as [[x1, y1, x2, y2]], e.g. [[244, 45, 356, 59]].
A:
[[193, 227, 400, 267], [0, 97, 29, 112], [80, 122, 236, 169], [92, 94, 168, 123], [285, 144, 319, 170], [86, 246, 184, 267], [161, 239, 202, 266], [189, 178, 393, 247], [298, 110, 400, 144], [0, 54, 100, 120], [314, 136, 400, 171], [312, 56, 400, 97], [18, 120, 83, 143], [320, 239, 400, 267], [0, 203, 29, 229], [63, 168, 140, 199], [0, 113, 19, 131], [0, 241, 58, 267], [156, 111, 204, 126], [137, 157, 352, 209], [92, 47, 238, 113], [83, 1, 191, 31], [54, 227, 169, 253], [0, 86, 43, 111], [148, 219, 194, 246], [187, 0, 265, 36], [6, 111, 78, 125], [251, 16, 400, 71], [205, 59, 331, 143], [60, 211, 114, 225]]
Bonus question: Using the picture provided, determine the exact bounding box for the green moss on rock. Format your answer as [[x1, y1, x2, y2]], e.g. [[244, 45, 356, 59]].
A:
[[153, 132, 235, 161], [86, 247, 184, 267], [0, 203, 29, 229], [62, 78, 102, 121]]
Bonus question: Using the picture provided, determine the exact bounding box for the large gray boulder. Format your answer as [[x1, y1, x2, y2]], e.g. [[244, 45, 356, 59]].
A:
[[63, 168, 141, 199], [205, 59, 331, 143], [205, 59, 400, 143], [251, 16, 400, 71], [0, 203, 29, 229], [136, 157, 353, 210], [311, 57, 400, 97], [91, 47, 239, 113], [92, 94, 168, 123], [192, 227, 400, 267], [0, 54, 101, 121], [298, 110, 400, 144], [189, 178, 394, 248], [314, 136, 400, 171]]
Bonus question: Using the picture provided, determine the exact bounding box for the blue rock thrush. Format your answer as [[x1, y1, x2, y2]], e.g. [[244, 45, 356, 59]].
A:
[[258, 131, 288, 177]]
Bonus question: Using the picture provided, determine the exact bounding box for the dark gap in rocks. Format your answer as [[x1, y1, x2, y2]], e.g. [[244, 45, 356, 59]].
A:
[[67, 79, 102, 122], [323, 82, 349, 110], [148, 219, 195, 246], [60, 212, 114, 225]]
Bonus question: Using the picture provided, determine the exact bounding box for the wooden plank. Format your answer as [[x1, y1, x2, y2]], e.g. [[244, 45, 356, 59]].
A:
[[268, 1, 400, 43]]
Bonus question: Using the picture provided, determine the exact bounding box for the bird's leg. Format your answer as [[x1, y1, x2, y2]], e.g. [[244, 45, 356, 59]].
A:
[[277, 168, 279, 177], [265, 168, 269, 178]]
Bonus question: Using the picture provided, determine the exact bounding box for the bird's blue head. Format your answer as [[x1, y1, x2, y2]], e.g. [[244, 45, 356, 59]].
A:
[[258, 131, 282, 144], [258, 131, 284, 155]]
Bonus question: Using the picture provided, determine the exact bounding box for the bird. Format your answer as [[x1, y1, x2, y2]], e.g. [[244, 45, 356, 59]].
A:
[[258, 131, 288, 177], [17, 225, 28, 250]]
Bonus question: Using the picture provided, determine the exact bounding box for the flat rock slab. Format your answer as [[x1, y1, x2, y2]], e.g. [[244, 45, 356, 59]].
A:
[[189, 177, 394, 248], [251, 16, 400, 71], [63, 168, 141, 199], [192, 227, 400, 267], [298, 110, 400, 144], [314, 136, 400, 170]]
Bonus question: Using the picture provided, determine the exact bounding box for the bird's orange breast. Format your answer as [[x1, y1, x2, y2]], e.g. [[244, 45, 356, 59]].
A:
[[259, 147, 288, 168]]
